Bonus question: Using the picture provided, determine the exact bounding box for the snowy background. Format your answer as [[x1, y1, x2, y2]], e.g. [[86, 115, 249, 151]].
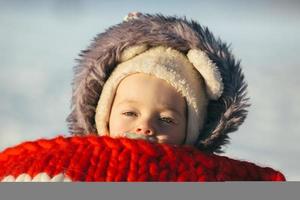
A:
[[0, 0, 299, 180]]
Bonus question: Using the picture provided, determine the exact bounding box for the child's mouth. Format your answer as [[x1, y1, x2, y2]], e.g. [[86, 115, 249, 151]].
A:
[[123, 132, 156, 142]]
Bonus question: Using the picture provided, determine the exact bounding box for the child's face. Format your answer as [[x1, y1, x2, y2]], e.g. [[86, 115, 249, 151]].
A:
[[108, 73, 187, 145]]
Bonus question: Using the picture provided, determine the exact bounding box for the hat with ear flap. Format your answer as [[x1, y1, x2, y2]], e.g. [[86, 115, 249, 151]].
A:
[[67, 12, 250, 153], [95, 44, 224, 144]]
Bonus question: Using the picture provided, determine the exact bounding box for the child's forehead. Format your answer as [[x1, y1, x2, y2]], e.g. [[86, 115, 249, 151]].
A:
[[116, 91, 180, 105], [115, 72, 185, 101], [117, 98, 176, 108], [112, 73, 187, 115]]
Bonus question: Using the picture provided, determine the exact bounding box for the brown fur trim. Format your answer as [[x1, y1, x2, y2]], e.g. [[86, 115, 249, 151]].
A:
[[66, 13, 250, 153]]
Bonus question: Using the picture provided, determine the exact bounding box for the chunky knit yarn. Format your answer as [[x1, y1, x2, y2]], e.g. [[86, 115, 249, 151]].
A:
[[0, 136, 285, 182]]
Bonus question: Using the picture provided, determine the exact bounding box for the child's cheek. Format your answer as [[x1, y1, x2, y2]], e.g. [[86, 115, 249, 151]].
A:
[[110, 117, 131, 137]]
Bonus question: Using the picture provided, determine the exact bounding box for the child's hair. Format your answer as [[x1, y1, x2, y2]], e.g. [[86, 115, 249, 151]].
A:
[[66, 13, 249, 153]]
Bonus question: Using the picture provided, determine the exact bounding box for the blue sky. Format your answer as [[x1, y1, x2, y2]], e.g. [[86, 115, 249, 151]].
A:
[[0, 0, 299, 180]]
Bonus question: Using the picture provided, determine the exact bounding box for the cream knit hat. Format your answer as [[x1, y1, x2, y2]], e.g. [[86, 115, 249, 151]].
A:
[[95, 45, 223, 144]]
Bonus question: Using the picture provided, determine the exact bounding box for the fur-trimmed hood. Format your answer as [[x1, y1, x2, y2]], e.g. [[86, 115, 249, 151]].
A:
[[66, 13, 250, 153]]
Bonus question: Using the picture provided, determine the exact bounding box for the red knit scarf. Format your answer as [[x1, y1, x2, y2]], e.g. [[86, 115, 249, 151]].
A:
[[0, 136, 285, 182]]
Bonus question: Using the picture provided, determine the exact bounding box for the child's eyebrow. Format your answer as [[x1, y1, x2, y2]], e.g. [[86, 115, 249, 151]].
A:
[[117, 99, 141, 106]]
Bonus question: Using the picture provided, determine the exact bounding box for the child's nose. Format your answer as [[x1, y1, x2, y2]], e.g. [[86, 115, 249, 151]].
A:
[[135, 124, 154, 136]]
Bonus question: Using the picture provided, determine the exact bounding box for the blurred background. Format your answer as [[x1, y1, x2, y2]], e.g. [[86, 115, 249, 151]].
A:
[[0, 0, 299, 180]]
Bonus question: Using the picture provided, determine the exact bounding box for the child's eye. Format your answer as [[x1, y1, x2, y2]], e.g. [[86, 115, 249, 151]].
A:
[[122, 111, 137, 117], [160, 117, 175, 124]]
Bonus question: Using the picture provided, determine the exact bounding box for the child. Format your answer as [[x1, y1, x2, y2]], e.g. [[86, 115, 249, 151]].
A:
[[67, 12, 247, 153]]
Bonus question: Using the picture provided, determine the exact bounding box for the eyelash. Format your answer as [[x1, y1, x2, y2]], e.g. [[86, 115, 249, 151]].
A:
[[160, 117, 175, 124], [122, 112, 175, 124], [122, 111, 137, 117]]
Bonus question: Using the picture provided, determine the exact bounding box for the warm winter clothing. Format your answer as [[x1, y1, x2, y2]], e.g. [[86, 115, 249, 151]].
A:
[[0, 136, 285, 182]]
